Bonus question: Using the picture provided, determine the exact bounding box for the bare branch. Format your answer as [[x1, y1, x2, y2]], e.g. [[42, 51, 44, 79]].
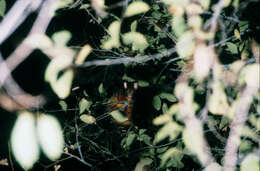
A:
[[223, 86, 258, 171]]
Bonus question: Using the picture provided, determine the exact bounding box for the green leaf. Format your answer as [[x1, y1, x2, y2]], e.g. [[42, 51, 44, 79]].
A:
[[204, 162, 222, 171], [240, 153, 260, 171], [183, 118, 207, 164], [25, 34, 53, 49], [159, 93, 177, 102], [122, 32, 148, 52], [79, 98, 92, 114], [135, 158, 153, 171], [162, 103, 169, 113], [125, 1, 150, 17], [172, 16, 186, 38], [45, 55, 74, 99], [80, 114, 96, 124], [199, 0, 210, 10], [153, 95, 161, 111], [110, 110, 128, 123], [130, 20, 137, 32], [226, 42, 238, 54], [154, 122, 183, 143], [160, 147, 184, 168], [138, 80, 149, 87], [52, 30, 71, 47], [122, 74, 135, 82], [102, 21, 121, 49], [37, 114, 64, 161], [11, 112, 39, 170], [0, 0, 6, 17], [239, 140, 252, 152], [98, 83, 106, 95], [126, 133, 136, 147], [52, 69, 74, 99], [59, 100, 68, 111], [176, 31, 195, 59]]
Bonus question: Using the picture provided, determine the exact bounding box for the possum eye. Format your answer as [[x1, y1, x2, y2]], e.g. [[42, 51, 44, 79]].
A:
[[123, 82, 128, 89], [134, 82, 138, 90]]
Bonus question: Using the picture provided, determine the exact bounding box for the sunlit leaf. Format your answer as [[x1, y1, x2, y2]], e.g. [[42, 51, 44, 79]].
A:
[[0, 0, 6, 17], [135, 158, 153, 171], [45, 55, 74, 99], [176, 31, 195, 59], [37, 114, 64, 161], [11, 111, 39, 170], [25, 34, 53, 49], [226, 42, 238, 54], [102, 21, 121, 49], [153, 114, 172, 125], [153, 95, 161, 111], [75, 44, 92, 65], [125, 1, 150, 17], [208, 80, 229, 115], [80, 114, 96, 124], [154, 122, 183, 143], [199, 0, 210, 10], [203, 162, 222, 171], [53, 69, 74, 99], [110, 110, 128, 123], [240, 153, 260, 171], [122, 32, 148, 52], [183, 118, 208, 165], [239, 140, 252, 152], [79, 98, 92, 114], [130, 20, 137, 32], [52, 30, 71, 46], [160, 147, 184, 168], [162, 0, 189, 6], [234, 29, 241, 41], [59, 100, 67, 111], [239, 64, 260, 88], [172, 16, 186, 38], [91, 0, 107, 17], [188, 16, 202, 31]]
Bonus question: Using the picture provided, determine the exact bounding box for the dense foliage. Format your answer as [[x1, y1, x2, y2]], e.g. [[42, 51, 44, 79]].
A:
[[0, 0, 259, 170]]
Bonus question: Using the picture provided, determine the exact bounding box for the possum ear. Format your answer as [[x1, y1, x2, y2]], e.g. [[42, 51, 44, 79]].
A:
[[134, 82, 138, 90], [123, 82, 128, 89]]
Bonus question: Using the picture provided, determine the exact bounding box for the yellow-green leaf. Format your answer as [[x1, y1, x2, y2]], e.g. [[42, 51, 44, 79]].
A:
[[176, 31, 195, 59], [240, 153, 260, 171], [11, 111, 39, 170], [203, 162, 222, 171], [45, 55, 74, 99], [125, 1, 150, 17], [79, 98, 92, 114], [37, 114, 64, 161], [52, 30, 71, 47], [110, 110, 128, 123], [80, 114, 96, 124], [0, 0, 6, 17], [122, 32, 148, 52], [25, 34, 53, 50], [154, 122, 183, 143], [102, 21, 121, 49], [134, 158, 153, 171]]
